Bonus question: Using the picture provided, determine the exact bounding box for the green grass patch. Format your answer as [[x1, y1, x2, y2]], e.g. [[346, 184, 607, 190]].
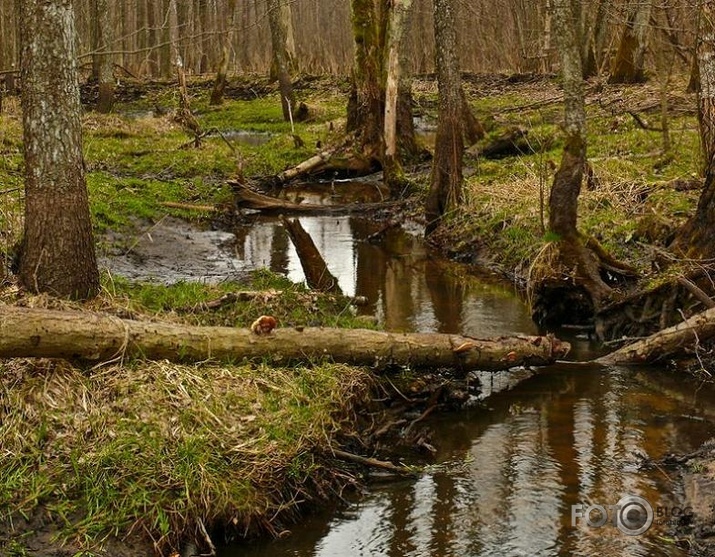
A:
[[0, 358, 371, 554]]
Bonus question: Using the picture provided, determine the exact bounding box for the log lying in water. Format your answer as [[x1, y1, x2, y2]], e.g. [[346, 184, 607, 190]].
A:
[[597, 305, 715, 365], [229, 180, 403, 215], [0, 305, 569, 371]]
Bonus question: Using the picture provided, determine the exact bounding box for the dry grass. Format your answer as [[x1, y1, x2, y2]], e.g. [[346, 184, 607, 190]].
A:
[[0, 355, 373, 555]]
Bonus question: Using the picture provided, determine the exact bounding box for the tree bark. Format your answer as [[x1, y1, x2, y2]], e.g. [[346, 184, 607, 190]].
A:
[[549, 0, 586, 239], [347, 0, 386, 161], [267, 0, 296, 121], [384, 0, 414, 189], [609, 0, 653, 83], [0, 306, 570, 371], [19, 0, 100, 300], [210, 0, 237, 106], [597, 305, 715, 366], [95, 0, 115, 113], [425, 0, 464, 236], [670, 1, 715, 259]]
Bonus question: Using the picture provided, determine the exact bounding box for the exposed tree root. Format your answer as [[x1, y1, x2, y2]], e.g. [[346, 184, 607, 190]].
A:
[[595, 265, 715, 342], [528, 235, 638, 329]]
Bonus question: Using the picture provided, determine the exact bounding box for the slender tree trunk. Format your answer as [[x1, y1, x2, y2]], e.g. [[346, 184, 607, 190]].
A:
[[267, 0, 296, 121], [583, 0, 610, 77], [95, 0, 115, 113], [384, 0, 414, 191], [549, 0, 586, 239], [425, 0, 464, 236], [210, 0, 237, 105], [19, 0, 99, 300], [609, 0, 653, 83], [671, 1, 715, 258]]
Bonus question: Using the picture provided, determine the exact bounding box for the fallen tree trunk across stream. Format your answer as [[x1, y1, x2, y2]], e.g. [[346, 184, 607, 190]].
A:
[[597, 305, 715, 366], [0, 305, 569, 371]]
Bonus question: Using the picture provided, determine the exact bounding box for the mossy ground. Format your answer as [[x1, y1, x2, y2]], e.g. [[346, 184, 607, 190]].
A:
[[0, 72, 706, 556]]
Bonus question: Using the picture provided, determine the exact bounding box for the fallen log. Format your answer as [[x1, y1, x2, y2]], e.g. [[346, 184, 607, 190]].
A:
[[230, 180, 403, 215], [276, 147, 337, 183], [0, 305, 569, 371], [597, 305, 715, 365]]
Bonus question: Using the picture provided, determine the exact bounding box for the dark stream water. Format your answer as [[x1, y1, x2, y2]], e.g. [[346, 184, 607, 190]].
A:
[[102, 182, 715, 557]]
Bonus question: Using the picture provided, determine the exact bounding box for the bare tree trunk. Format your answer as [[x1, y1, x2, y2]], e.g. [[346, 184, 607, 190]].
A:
[[267, 0, 296, 121], [95, 0, 115, 113], [549, 0, 586, 239], [347, 0, 386, 163], [210, 0, 237, 105], [425, 0, 464, 236], [384, 0, 414, 191], [19, 0, 99, 300], [670, 0, 715, 259], [582, 0, 610, 77], [609, 0, 653, 83], [0, 306, 570, 372]]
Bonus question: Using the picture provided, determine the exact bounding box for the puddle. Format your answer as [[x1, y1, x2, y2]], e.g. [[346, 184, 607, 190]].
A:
[[99, 217, 252, 284]]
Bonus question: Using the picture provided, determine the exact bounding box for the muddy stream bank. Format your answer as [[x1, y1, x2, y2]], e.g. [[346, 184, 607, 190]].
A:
[[100, 184, 715, 557]]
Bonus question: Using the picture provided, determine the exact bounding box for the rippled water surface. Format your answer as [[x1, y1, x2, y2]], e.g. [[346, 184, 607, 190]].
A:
[[215, 206, 714, 557]]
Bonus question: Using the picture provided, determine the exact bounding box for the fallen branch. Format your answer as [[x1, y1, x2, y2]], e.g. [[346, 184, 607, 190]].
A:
[[597, 305, 715, 365], [160, 201, 218, 212], [0, 305, 569, 371], [329, 448, 416, 476], [277, 147, 338, 184]]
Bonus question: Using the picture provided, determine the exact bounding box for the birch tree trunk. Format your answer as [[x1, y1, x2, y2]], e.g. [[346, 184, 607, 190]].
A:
[[19, 0, 100, 300]]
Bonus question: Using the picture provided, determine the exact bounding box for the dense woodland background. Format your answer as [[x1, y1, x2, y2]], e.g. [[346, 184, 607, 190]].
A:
[[0, 0, 699, 80]]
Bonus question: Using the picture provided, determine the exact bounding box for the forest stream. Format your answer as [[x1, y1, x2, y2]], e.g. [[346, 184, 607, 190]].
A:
[[101, 183, 715, 557]]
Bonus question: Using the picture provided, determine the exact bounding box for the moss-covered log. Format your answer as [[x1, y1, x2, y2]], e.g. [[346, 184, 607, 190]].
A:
[[0, 306, 569, 371]]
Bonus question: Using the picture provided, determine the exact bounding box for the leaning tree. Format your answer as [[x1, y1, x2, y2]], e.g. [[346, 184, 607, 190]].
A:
[[18, 0, 100, 300]]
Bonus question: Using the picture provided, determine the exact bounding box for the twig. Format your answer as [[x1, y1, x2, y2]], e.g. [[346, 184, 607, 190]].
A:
[[627, 110, 663, 132], [329, 448, 417, 476], [678, 276, 715, 309], [403, 404, 437, 437], [160, 201, 217, 212], [196, 518, 216, 556]]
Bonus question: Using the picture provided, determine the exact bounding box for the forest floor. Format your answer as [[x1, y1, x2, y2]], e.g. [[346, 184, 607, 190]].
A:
[[0, 72, 713, 556]]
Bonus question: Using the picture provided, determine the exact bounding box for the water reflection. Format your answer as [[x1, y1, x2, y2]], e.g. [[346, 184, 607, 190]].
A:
[[230, 215, 537, 337], [222, 365, 714, 557]]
